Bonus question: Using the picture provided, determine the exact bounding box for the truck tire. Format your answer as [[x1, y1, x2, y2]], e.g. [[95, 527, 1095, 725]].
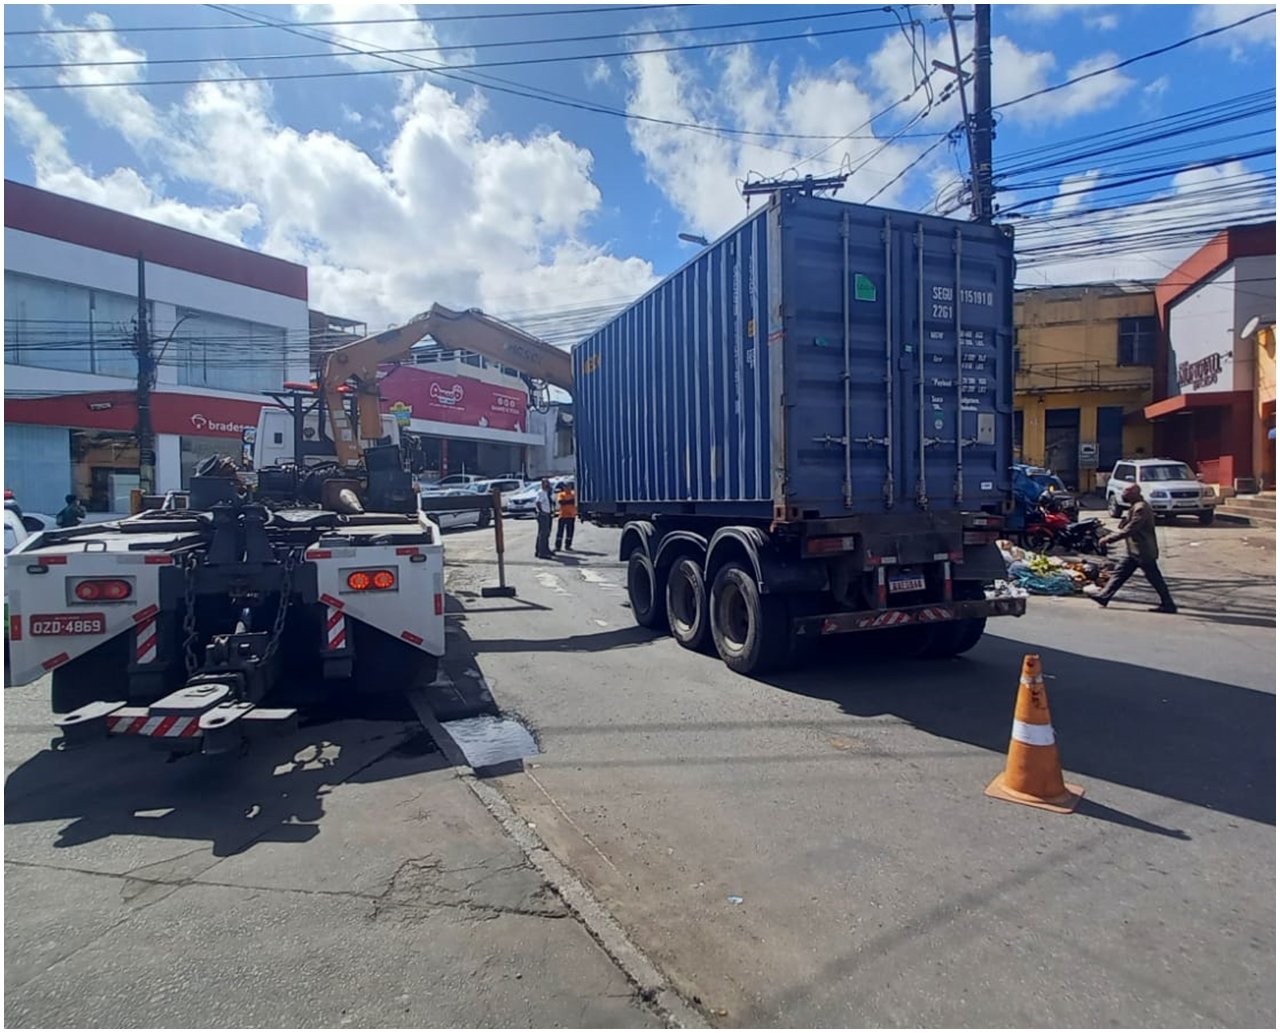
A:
[[665, 556, 709, 651], [709, 562, 789, 675], [920, 583, 987, 659], [627, 549, 667, 630], [477, 508, 492, 529], [1198, 509, 1215, 526]]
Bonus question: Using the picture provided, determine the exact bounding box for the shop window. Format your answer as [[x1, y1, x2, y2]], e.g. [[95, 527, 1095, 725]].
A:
[[71, 430, 139, 512], [4, 271, 139, 377], [175, 308, 294, 394], [1117, 317, 1156, 367]]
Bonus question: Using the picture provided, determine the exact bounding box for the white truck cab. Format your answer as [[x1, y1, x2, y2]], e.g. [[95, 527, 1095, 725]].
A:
[[251, 407, 400, 469]]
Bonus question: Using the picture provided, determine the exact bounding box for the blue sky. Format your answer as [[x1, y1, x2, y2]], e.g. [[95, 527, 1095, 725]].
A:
[[4, 3, 1276, 334]]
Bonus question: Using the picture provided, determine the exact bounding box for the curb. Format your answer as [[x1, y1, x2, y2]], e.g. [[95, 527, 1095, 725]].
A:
[[407, 690, 706, 1030]]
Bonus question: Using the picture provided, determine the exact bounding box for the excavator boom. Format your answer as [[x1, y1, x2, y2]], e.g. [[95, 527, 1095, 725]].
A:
[[317, 303, 573, 468]]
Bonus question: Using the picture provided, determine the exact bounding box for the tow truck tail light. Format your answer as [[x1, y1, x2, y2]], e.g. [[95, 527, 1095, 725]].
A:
[[343, 569, 397, 592], [71, 578, 133, 603]]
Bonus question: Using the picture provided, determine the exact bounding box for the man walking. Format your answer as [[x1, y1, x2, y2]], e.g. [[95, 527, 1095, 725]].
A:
[[534, 477, 554, 559], [554, 481, 577, 552], [1092, 482, 1177, 613]]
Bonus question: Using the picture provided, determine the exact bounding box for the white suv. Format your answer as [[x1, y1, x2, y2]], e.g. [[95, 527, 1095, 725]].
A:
[[1106, 459, 1217, 525]]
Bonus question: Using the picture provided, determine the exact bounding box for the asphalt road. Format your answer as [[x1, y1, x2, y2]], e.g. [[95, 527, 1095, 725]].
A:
[[5, 513, 1273, 1028], [442, 514, 1275, 1027]]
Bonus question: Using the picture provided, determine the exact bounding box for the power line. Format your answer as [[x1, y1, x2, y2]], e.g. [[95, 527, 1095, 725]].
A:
[[8, 8, 895, 70], [5, 21, 910, 91], [864, 125, 961, 204], [2, 5, 694, 36], [995, 8, 1276, 114]]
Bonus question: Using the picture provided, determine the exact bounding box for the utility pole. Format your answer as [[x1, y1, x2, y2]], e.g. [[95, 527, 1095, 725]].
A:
[[134, 253, 156, 495], [972, 4, 994, 223], [939, 4, 994, 223]]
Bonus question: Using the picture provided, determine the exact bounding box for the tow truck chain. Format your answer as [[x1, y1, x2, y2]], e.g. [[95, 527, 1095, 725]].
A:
[[177, 547, 301, 677], [260, 547, 301, 666], [180, 553, 200, 677]]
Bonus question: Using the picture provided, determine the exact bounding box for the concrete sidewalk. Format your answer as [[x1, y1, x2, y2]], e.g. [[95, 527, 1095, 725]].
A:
[[4, 681, 663, 1028]]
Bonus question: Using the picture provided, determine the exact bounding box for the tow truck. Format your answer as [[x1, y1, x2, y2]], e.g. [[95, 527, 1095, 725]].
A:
[[4, 304, 570, 757]]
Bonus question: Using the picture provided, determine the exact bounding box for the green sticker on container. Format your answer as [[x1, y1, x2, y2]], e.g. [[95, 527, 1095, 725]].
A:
[[854, 274, 877, 302]]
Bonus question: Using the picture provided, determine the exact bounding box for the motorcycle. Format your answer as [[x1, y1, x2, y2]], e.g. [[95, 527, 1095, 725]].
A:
[[1023, 507, 1109, 556]]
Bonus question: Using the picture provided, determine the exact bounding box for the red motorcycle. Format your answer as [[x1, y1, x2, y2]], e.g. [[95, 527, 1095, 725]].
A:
[[1023, 506, 1109, 556]]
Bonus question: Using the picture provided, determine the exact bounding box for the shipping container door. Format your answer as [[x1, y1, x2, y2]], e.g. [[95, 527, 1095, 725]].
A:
[[898, 216, 1013, 512], [776, 198, 902, 513], [777, 196, 1012, 517]]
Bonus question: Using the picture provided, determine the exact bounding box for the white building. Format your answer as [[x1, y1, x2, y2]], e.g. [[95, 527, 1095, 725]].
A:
[[4, 180, 310, 515], [526, 404, 577, 479]]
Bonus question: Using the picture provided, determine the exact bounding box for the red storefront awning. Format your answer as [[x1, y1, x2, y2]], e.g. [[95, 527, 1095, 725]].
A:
[[5, 390, 266, 438], [1143, 390, 1253, 421]]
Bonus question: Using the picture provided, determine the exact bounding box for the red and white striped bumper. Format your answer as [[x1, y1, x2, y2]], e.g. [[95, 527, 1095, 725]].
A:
[[794, 596, 1026, 638]]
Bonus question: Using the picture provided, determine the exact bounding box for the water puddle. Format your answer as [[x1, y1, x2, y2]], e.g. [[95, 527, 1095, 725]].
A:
[[438, 713, 539, 775]]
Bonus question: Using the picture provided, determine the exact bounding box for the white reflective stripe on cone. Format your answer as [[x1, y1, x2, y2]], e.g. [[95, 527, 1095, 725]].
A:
[[1011, 719, 1056, 747]]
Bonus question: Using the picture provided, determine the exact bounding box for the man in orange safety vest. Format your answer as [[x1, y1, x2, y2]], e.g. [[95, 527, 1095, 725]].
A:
[[553, 481, 577, 552]]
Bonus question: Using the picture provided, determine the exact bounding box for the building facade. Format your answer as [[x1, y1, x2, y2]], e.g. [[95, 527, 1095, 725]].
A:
[[1146, 222, 1276, 492], [526, 404, 577, 479], [1013, 282, 1157, 491], [4, 181, 310, 515]]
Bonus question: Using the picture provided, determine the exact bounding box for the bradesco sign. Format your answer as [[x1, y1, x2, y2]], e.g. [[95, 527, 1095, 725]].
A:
[[378, 366, 527, 433], [4, 391, 266, 439]]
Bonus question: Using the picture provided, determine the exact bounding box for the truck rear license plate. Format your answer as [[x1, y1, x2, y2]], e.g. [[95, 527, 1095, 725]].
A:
[[31, 613, 105, 636], [888, 575, 926, 594]]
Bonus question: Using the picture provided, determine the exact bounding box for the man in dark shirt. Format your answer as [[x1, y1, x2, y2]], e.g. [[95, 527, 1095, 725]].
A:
[[1091, 483, 1177, 613]]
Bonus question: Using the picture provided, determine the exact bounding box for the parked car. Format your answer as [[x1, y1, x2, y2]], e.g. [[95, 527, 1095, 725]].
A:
[[1105, 458, 1217, 525], [419, 489, 493, 531], [423, 473, 485, 490], [505, 477, 574, 518], [1011, 464, 1079, 520], [468, 478, 526, 507], [504, 482, 541, 518]]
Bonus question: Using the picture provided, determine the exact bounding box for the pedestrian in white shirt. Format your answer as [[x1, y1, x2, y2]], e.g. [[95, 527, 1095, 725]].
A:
[[534, 478, 554, 559]]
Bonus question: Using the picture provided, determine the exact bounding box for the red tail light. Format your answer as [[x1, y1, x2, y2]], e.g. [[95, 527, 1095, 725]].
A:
[[345, 569, 396, 592], [73, 578, 133, 603], [434, 593, 444, 616]]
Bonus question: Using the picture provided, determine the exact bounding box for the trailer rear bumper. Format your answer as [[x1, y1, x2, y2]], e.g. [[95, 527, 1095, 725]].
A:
[[792, 596, 1025, 638]]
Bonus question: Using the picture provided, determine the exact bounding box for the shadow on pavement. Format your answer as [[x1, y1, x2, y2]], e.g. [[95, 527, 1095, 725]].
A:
[[763, 634, 1275, 826], [4, 693, 448, 857]]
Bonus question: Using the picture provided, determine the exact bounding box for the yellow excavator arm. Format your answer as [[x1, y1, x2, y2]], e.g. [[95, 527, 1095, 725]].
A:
[[318, 303, 574, 468]]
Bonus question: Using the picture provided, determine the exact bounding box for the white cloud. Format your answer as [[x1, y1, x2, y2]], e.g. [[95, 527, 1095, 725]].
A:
[[1191, 4, 1276, 61], [1050, 170, 1102, 215], [587, 59, 613, 87], [6, 10, 656, 330], [1144, 76, 1171, 99], [1013, 161, 1274, 284], [340, 104, 363, 125], [623, 40, 931, 237], [1086, 13, 1119, 31]]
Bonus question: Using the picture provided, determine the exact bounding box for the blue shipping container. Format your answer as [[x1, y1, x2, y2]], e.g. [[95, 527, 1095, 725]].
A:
[[573, 192, 1014, 522]]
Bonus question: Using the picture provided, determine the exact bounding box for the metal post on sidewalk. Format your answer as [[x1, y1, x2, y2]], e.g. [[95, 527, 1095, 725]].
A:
[[482, 485, 517, 598]]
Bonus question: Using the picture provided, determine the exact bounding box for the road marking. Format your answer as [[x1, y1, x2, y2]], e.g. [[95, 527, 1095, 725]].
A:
[[593, 619, 610, 628], [535, 571, 570, 595], [579, 568, 621, 590]]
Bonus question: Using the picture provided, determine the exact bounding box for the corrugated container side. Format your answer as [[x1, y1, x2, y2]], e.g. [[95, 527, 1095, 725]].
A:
[[575, 211, 772, 513], [574, 193, 1014, 521]]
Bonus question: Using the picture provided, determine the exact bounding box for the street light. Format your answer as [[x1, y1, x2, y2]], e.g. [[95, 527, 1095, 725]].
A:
[[677, 232, 709, 247]]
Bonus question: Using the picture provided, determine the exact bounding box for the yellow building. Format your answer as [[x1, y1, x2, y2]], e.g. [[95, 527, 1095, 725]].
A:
[[1014, 282, 1157, 492]]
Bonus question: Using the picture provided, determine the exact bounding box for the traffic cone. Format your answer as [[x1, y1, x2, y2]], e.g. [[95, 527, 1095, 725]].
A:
[[985, 654, 1083, 813]]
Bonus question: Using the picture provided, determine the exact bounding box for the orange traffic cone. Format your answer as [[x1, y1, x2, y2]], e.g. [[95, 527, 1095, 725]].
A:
[[985, 654, 1083, 813]]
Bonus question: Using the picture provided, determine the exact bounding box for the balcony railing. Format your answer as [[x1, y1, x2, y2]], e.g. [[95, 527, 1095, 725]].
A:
[[1017, 360, 1152, 393]]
